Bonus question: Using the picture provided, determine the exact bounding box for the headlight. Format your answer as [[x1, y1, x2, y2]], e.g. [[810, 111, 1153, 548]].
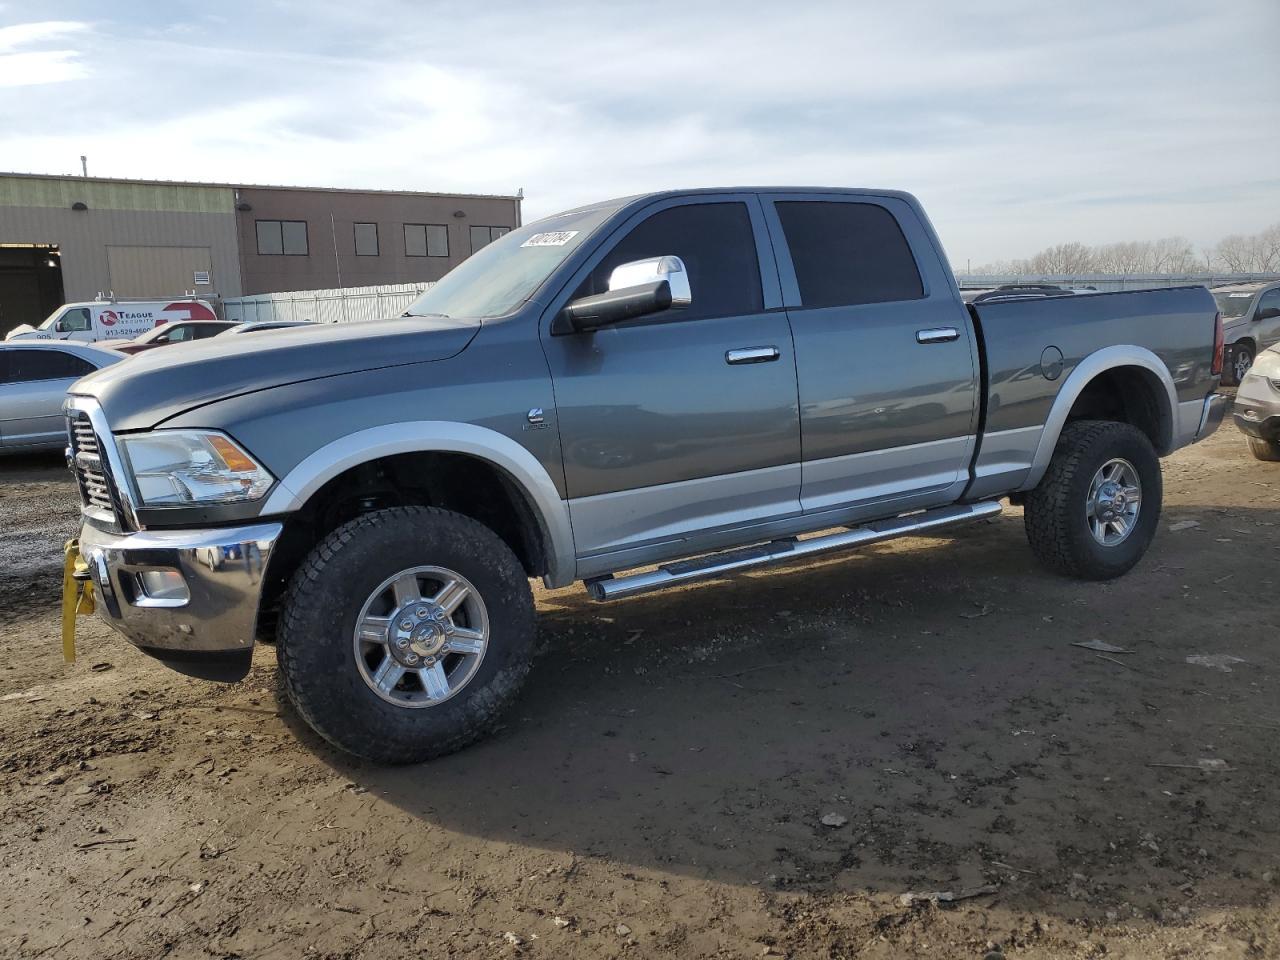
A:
[[118, 431, 274, 506]]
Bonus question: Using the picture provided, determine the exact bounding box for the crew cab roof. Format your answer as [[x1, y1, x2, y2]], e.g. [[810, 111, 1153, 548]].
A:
[[537, 186, 920, 224]]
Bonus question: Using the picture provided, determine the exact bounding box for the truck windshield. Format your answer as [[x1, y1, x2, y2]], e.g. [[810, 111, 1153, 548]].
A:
[[1213, 291, 1258, 319], [403, 205, 617, 319]]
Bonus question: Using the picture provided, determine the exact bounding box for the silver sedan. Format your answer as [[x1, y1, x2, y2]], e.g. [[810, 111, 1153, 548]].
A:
[[1, 341, 122, 454]]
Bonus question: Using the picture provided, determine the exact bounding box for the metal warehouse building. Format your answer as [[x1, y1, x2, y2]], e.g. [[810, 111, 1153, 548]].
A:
[[0, 172, 522, 331]]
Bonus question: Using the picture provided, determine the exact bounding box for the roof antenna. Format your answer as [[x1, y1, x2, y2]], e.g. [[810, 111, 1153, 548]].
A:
[[80, 155, 87, 177]]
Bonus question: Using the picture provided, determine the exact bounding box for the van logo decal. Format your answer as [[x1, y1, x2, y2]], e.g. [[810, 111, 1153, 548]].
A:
[[164, 301, 217, 321], [100, 310, 118, 326]]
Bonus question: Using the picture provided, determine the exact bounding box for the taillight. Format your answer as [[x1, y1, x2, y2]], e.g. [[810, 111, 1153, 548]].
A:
[[1211, 311, 1223, 377]]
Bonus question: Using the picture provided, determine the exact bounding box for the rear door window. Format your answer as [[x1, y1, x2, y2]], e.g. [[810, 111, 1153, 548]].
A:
[[575, 202, 763, 322], [775, 201, 924, 309]]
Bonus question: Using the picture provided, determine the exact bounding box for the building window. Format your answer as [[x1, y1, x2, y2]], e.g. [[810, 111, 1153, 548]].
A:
[[354, 222, 379, 257], [404, 223, 449, 258], [469, 225, 510, 253], [256, 220, 309, 256]]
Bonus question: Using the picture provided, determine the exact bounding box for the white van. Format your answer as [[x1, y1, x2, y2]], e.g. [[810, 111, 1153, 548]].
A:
[[4, 299, 218, 344]]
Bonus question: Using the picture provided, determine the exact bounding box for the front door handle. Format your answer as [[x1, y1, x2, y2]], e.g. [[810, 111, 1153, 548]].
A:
[[916, 327, 960, 344], [726, 346, 781, 365]]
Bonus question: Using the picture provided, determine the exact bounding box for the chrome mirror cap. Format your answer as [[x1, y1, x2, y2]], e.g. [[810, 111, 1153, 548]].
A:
[[607, 255, 692, 308]]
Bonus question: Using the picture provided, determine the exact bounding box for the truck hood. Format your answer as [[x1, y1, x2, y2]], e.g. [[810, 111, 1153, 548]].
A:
[[71, 315, 480, 431]]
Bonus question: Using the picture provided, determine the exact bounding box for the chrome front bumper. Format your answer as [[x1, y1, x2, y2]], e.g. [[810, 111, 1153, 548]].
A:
[[78, 520, 283, 673]]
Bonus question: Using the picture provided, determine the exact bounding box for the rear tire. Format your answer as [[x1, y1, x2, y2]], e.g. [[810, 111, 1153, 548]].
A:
[[1247, 436, 1280, 462], [1024, 420, 1162, 580], [277, 506, 535, 763]]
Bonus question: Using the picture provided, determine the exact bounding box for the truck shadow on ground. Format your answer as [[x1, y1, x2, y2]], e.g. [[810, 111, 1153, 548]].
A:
[[284, 502, 1279, 916]]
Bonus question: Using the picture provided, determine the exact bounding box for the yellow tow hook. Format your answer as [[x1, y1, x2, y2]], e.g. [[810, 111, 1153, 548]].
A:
[[60, 539, 96, 664]]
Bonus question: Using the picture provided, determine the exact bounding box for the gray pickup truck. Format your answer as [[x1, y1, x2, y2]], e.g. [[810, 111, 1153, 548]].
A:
[[65, 188, 1228, 762]]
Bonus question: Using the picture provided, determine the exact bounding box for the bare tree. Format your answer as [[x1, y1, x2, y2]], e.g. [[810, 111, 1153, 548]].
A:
[[970, 222, 1279, 276], [1212, 233, 1257, 271], [1259, 223, 1280, 272], [1028, 242, 1095, 274], [1212, 224, 1280, 272], [1149, 236, 1199, 273], [1094, 241, 1147, 274]]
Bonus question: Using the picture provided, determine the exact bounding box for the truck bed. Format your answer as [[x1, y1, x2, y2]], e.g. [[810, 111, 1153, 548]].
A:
[[965, 284, 1220, 499]]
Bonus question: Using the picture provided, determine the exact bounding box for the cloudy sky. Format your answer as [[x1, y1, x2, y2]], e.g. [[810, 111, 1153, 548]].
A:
[[1, 0, 1276, 264]]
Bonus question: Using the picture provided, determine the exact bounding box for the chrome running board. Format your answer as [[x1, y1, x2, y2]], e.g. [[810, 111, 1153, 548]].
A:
[[585, 500, 1002, 602]]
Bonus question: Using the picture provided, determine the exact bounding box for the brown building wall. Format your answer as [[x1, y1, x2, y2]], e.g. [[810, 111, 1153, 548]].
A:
[[234, 186, 522, 295], [0, 174, 242, 304]]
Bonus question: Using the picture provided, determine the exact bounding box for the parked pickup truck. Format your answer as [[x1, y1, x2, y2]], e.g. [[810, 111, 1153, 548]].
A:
[[64, 188, 1228, 762]]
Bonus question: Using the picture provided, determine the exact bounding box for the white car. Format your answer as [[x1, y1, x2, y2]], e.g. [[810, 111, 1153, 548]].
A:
[[4, 299, 217, 345], [0, 341, 122, 453]]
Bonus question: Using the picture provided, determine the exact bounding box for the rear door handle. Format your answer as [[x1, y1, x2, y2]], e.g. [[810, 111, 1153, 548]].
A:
[[726, 346, 781, 365], [916, 327, 960, 344]]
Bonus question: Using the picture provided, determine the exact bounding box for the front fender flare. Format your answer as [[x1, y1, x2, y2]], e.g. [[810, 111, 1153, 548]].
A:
[[260, 421, 576, 587]]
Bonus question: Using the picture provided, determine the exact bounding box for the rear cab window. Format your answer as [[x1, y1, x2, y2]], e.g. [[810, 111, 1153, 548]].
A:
[[774, 200, 924, 309]]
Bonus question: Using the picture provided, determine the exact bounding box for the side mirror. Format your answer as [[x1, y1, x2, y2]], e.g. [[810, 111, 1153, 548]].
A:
[[559, 255, 692, 333]]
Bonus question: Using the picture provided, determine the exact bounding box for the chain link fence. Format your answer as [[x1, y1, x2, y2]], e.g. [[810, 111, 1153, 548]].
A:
[[220, 282, 435, 324]]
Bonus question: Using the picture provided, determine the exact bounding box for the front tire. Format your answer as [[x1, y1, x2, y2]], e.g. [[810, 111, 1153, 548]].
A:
[[277, 506, 536, 763], [1248, 436, 1280, 462], [1024, 421, 1162, 580]]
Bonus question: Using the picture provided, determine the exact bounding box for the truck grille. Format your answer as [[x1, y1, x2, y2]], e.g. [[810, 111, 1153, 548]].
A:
[[68, 411, 117, 519]]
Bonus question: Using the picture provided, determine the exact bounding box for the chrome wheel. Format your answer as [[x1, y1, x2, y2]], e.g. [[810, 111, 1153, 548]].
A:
[[1086, 458, 1141, 546], [1233, 348, 1253, 383], [353, 565, 489, 708]]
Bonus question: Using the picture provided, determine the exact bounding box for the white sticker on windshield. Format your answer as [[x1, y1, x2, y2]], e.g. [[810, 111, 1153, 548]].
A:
[[521, 231, 579, 247], [1229, 292, 1252, 298]]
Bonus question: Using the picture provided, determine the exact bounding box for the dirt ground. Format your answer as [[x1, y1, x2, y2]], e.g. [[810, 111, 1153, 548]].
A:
[[1, 423, 1277, 960]]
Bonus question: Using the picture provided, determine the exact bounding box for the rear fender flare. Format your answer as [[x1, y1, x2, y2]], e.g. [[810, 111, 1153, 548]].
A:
[[260, 421, 576, 587], [1020, 345, 1177, 491]]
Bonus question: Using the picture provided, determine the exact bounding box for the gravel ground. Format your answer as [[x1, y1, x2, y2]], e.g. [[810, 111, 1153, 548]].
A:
[[0, 425, 1277, 959]]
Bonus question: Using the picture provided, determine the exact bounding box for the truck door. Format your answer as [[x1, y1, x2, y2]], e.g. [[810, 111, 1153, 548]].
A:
[[760, 193, 979, 521], [540, 195, 802, 564]]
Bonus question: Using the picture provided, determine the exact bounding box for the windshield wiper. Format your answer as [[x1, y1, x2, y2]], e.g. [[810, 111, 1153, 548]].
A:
[[402, 311, 451, 319]]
